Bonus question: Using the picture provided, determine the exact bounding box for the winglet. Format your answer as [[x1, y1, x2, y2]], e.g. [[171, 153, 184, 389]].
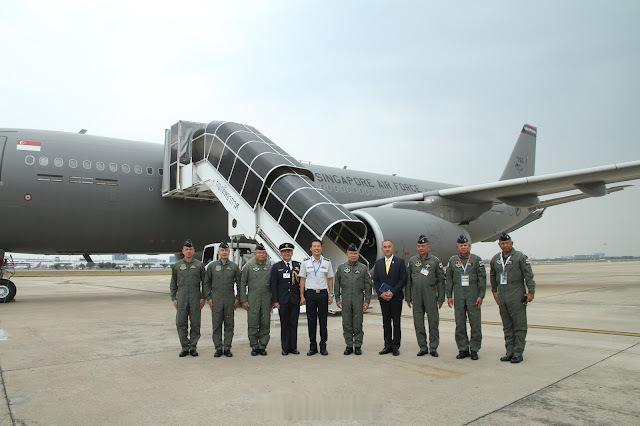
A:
[[500, 124, 537, 181]]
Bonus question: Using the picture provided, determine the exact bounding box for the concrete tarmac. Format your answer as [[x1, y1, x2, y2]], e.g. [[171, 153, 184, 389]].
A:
[[0, 261, 639, 425]]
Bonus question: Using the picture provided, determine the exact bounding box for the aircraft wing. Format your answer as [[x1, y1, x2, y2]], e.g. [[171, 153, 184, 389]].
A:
[[437, 160, 640, 206], [343, 160, 640, 210]]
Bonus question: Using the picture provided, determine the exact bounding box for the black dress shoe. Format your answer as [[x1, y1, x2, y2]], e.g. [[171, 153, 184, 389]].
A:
[[289, 349, 300, 355], [282, 350, 288, 356], [379, 347, 392, 355], [213, 349, 223, 358], [259, 349, 267, 356], [500, 354, 513, 362], [224, 349, 233, 357], [470, 351, 479, 360], [344, 346, 354, 355], [307, 349, 317, 356], [354, 347, 362, 355], [510, 355, 523, 363], [456, 350, 470, 359], [179, 350, 189, 357], [251, 349, 259, 356], [430, 350, 439, 357], [392, 348, 400, 356], [190, 348, 199, 357], [320, 349, 328, 356], [417, 349, 429, 356]]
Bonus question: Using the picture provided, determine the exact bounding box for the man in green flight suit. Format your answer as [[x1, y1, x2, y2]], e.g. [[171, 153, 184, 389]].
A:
[[445, 235, 486, 360], [170, 240, 206, 357], [204, 241, 241, 358], [240, 243, 273, 356], [405, 235, 445, 357], [490, 232, 536, 364], [334, 243, 373, 356]]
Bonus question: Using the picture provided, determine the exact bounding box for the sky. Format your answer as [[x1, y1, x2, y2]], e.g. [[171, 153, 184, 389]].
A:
[[1, 0, 639, 259]]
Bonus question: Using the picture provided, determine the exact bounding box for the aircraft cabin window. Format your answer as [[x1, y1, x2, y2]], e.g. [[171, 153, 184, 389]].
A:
[[96, 161, 105, 171], [134, 165, 143, 175], [83, 160, 91, 170], [122, 164, 130, 174], [54, 157, 64, 167], [39, 156, 49, 166], [109, 163, 117, 173], [69, 159, 78, 168], [158, 168, 163, 176], [25, 155, 35, 166], [146, 167, 153, 175]]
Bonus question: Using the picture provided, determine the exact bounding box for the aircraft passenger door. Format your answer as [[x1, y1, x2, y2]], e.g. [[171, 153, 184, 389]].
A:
[[0, 136, 7, 184]]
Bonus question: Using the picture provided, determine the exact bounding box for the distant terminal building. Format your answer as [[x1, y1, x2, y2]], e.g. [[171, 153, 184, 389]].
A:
[[574, 253, 606, 261], [112, 254, 128, 261]]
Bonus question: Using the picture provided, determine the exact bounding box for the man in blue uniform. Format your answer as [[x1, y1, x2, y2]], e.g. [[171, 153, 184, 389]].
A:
[[270, 242, 302, 356]]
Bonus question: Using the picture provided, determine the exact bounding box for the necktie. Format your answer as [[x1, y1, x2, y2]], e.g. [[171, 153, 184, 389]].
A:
[[385, 258, 391, 274], [286, 262, 291, 271]]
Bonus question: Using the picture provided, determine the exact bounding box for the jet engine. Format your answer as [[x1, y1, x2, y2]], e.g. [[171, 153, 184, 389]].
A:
[[353, 208, 468, 265]]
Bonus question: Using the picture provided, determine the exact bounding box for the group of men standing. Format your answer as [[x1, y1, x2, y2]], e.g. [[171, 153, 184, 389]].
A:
[[169, 231, 536, 363]]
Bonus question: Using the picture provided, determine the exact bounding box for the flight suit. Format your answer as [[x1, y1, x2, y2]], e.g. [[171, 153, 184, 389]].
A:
[[405, 254, 445, 352], [170, 258, 206, 352], [445, 254, 486, 353], [204, 259, 241, 351], [490, 250, 535, 358], [240, 260, 273, 350], [334, 260, 373, 348]]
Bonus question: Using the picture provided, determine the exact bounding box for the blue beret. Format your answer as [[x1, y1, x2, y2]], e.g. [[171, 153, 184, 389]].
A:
[[417, 235, 429, 244], [183, 240, 193, 248], [346, 243, 358, 252], [456, 235, 469, 244]]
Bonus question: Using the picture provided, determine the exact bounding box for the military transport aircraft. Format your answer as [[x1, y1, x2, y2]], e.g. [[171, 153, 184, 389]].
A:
[[0, 123, 638, 302]]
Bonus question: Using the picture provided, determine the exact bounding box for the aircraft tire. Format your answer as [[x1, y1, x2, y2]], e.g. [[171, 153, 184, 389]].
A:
[[0, 279, 16, 303]]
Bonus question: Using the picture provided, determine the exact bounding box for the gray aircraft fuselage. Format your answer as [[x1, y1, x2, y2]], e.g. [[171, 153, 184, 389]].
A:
[[0, 128, 525, 255]]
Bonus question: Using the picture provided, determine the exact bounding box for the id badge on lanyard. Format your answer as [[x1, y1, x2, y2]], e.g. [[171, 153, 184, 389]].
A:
[[458, 256, 470, 286], [500, 255, 511, 285]]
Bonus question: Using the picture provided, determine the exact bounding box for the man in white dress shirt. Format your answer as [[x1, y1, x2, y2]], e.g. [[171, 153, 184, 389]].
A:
[[299, 239, 334, 356]]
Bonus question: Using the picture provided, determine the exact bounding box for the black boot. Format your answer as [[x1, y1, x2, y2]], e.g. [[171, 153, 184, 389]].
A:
[[213, 349, 223, 358], [354, 347, 362, 355], [344, 346, 354, 355], [456, 350, 470, 359], [470, 351, 479, 360]]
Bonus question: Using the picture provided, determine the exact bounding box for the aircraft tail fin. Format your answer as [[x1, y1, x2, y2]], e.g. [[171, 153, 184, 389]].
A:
[[500, 124, 537, 180]]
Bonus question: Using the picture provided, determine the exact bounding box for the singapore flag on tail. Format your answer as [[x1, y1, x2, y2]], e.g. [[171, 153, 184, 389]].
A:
[[16, 140, 42, 151]]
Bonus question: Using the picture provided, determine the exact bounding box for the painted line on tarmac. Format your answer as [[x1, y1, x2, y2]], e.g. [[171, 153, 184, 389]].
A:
[[464, 342, 640, 425], [366, 312, 640, 337]]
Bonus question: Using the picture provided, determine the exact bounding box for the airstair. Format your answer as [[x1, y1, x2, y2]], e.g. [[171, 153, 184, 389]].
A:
[[162, 120, 367, 263]]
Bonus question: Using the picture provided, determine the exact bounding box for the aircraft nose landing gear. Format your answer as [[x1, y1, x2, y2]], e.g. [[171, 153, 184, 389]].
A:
[[0, 253, 17, 303]]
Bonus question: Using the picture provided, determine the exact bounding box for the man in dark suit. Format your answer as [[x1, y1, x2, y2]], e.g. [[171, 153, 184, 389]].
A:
[[270, 242, 302, 356], [372, 239, 407, 356]]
